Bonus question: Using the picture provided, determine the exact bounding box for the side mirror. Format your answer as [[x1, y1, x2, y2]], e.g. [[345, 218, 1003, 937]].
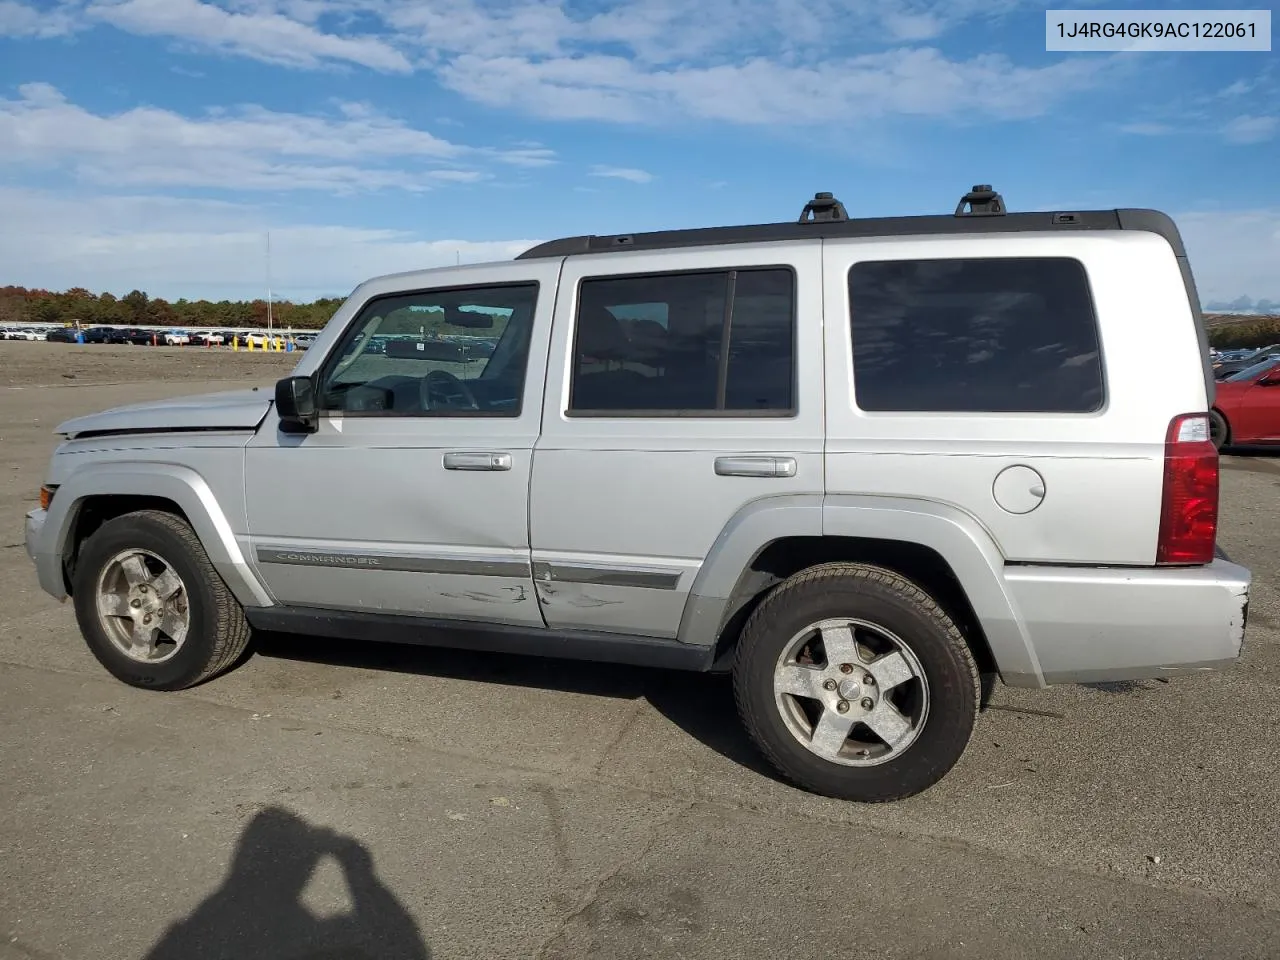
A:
[[275, 376, 318, 433]]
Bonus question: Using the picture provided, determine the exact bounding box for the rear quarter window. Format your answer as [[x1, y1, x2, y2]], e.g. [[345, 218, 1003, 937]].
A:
[[848, 257, 1105, 413]]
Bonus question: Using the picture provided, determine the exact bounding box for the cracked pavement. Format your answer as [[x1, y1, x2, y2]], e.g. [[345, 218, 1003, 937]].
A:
[[2, 346, 1279, 959]]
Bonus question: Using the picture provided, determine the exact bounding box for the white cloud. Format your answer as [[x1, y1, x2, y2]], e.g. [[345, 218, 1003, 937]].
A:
[[590, 165, 654, 184], [0, 0, 80, 36], [440, 47, 1111, 126], [0, 83, 550, 192], [1221, 115, 1277, 145], [86, 0, 412, 72], [0, 189, 541, 300], [8, 1, 1107, 130], [1178, 209, 1280, 304]]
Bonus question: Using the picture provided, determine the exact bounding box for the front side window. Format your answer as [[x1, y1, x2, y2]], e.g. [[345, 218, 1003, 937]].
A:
[[317, 283, 538, 416], [568, 267, 795, 415], [848, 257, 1105, 413]]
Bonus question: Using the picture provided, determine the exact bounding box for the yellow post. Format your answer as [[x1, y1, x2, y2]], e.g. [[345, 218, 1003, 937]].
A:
[[232, 336, 238, 351]]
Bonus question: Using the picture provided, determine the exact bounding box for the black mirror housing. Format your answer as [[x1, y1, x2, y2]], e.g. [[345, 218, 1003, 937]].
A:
[[275, 375, 318, 433]]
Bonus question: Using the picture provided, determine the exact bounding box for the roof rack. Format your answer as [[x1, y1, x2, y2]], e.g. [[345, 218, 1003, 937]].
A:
[[514, 186, 1183, 261]]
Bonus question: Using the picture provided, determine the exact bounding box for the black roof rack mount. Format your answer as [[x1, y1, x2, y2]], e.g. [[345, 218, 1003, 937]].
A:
[[955, 184, 1006, 217], [798, 192, 848, 224]]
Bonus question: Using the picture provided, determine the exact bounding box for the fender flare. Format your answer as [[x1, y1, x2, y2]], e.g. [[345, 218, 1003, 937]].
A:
[[677, 493, 1044, 687], [42, 461, 274, 608]]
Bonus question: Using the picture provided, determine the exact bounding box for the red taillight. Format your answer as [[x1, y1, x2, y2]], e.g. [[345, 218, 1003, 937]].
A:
[[1156, 413, 1219, 565]]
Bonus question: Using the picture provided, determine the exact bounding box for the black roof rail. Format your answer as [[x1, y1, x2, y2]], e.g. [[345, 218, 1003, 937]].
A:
[[513, 186, 1185, 261]]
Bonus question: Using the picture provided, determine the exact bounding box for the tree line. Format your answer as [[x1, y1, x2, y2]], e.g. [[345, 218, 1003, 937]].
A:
[[0, 286, 344, 330], [1207, 315, 1280, 350]]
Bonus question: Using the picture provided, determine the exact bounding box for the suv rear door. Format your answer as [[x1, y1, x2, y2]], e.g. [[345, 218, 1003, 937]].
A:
[[529, 241, 823, 638]]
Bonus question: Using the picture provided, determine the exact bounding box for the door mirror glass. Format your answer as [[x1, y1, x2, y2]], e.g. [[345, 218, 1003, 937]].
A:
[[275, 376, 318, 432]]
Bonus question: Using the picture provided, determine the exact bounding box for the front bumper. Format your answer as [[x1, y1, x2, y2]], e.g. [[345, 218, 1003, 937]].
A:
[[24, 507, 66, 601], [1001, 557, 1250, 686]]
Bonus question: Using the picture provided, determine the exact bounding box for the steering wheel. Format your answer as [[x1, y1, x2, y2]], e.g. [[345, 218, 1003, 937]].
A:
[[420, 369, 480, 411]]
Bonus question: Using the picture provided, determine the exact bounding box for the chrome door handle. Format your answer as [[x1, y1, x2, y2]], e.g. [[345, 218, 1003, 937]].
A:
[[714, 456, 798, 478], [443, 452, 512, 471]]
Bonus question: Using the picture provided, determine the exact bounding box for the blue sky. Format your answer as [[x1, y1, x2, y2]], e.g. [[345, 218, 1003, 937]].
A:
[[0, 0, 1276, 305]]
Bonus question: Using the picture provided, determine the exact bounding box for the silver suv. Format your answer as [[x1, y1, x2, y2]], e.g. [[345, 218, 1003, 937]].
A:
[[24, 186, 1251, 802]]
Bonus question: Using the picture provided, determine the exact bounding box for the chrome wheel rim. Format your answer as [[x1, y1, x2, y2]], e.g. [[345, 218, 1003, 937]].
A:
[[773, 617, 930, 767], [95, 548, 191, 664]]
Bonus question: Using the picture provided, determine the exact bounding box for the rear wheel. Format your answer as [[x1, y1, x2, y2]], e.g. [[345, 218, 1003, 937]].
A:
[[732, 562, 980, 802], [1209, 409, 1230, 451], [72, 510, 252, 690]]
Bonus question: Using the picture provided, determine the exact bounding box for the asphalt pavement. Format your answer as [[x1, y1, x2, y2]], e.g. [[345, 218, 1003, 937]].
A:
[[3, 351, 1278, 959]]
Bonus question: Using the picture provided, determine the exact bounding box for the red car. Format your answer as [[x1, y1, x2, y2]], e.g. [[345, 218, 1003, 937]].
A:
[[1211, 356, 1280, 449]]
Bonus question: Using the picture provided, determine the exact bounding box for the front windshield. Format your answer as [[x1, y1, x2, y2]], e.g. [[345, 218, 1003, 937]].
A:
[[1225, 356, 1280, 383]]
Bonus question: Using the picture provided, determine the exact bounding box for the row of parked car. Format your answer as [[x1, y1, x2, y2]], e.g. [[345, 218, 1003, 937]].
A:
[[1, 325, 316, 348], [1212, 344, 1280, 380]]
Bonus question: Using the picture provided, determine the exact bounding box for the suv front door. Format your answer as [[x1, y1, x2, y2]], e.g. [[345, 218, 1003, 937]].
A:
[[530, 242, 824, 639], [244, 261, 560, 626]]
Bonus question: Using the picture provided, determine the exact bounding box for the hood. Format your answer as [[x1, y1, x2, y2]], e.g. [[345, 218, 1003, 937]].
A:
[[56, 387, 274, 438]]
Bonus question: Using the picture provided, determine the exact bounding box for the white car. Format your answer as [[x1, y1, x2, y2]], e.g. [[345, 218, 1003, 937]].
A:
[[162, 331, 191, 346], [244, 332, 285, 349], [191, 332, 225, 346], [5, 328, 43, 341]]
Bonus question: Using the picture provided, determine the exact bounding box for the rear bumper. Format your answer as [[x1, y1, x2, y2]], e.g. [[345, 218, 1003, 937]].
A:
[[1000, 558, 1250, 687]]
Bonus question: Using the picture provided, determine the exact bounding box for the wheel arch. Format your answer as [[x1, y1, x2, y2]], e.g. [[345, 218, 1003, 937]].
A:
[[678, 494, 1044, 688], [45, 463, 273, 608]]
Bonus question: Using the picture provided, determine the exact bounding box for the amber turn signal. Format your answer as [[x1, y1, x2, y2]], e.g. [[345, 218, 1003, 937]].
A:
[[39, 485, 55, 510]]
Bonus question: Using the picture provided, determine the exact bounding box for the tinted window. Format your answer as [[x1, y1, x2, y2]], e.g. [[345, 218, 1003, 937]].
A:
[[569, 268, 794, 414], [317, 283, 537, 416], [848, 258, 1104, 413]]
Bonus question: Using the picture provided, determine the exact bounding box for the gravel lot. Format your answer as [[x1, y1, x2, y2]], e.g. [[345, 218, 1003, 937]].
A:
[[3, 341, 1278, 959]]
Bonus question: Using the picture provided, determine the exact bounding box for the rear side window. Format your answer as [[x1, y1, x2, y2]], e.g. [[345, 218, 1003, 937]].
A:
[[848, 257, 1104, 413], [569, 267, 795, 415]]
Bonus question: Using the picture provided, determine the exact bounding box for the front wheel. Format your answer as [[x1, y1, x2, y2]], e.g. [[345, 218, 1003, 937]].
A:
[[732, 562, 980, 802], [72, 510, 253, 690]]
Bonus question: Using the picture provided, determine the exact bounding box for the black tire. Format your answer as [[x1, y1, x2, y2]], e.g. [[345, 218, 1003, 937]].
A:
[[732, 562, 980, 802], [72, 509, 252, 691], [1209, 409, 1230, 451]]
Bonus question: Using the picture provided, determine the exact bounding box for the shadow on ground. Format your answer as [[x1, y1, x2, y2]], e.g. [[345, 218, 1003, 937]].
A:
[[253, 631, 777, 779], [144, 806, 430, 960]]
